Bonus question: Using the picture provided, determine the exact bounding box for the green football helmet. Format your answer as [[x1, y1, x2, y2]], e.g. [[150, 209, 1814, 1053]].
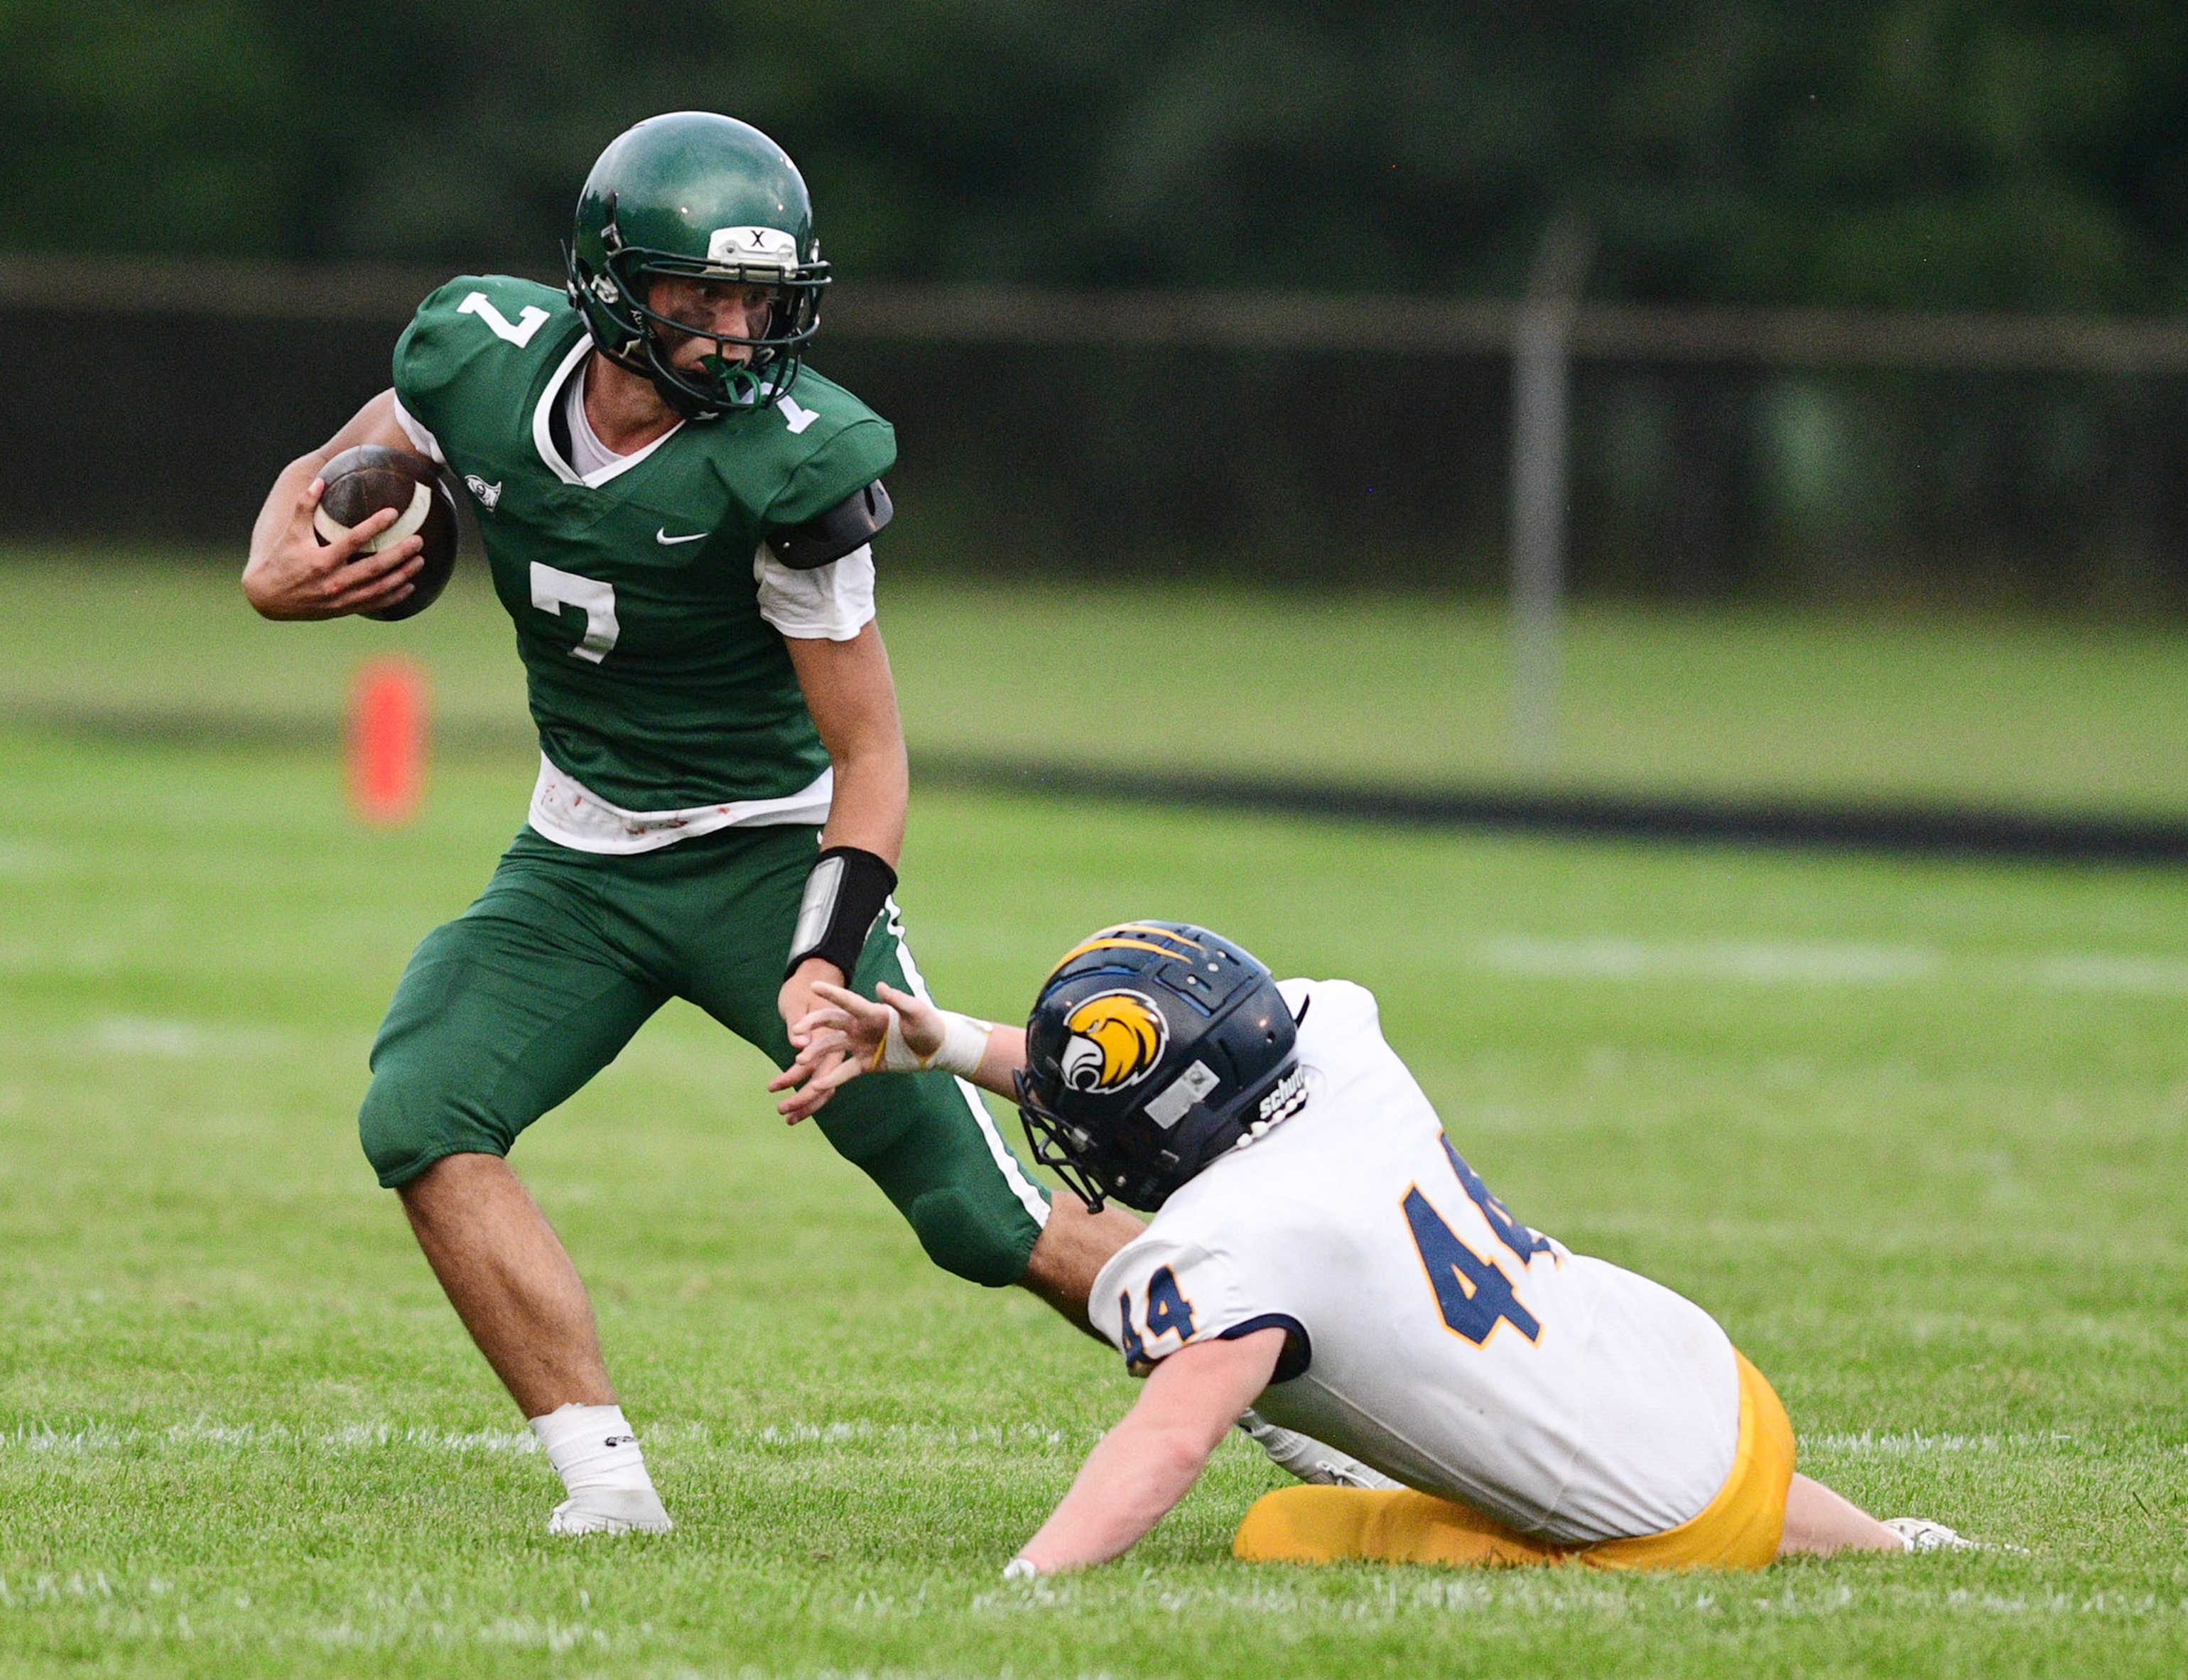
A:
[[563, 112, 830, 420]]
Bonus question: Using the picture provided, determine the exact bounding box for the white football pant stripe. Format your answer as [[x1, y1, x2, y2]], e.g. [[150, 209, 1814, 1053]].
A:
[[885, 899, 1051, 1229]]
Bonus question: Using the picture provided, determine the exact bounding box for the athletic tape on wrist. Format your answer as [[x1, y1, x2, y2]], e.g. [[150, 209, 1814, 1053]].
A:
[[874, 1008, 992, 1078], [786, 845, 898, 980]]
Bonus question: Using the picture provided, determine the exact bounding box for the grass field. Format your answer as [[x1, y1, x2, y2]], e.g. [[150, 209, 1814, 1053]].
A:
[[6, 551, 2188, 815], [3, 560, 2187, 1676]]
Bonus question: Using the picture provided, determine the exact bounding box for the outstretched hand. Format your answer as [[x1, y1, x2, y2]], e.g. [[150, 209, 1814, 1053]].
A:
[[769, 980, 943, 1123]]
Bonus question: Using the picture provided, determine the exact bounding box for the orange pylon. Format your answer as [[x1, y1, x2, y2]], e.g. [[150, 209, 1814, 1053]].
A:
[[349, 658, 428, 825]]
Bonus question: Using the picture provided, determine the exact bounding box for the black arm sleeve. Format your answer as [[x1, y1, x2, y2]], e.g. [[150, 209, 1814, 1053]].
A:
[[764, 479, 894, 571]]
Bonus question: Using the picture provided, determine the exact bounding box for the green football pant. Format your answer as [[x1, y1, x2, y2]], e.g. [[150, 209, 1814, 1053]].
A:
[[357, 823, 1049, 1287]]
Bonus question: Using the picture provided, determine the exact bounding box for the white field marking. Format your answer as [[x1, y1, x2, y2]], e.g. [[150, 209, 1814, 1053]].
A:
[[747, 1420, 1072, 1449], [0, 839, 60, 879], [1, 1421, 539, 1456], [974, 1573, 1651, 1620], [72, 1017, 289, 1058], [1922, 1589, 2188, 1620], [0, 939, 117, 977], [1475, 936, 2188, 995], [6, 1572, 2181, 1636], [20, 1417, 2157, 1465], [473, 1619, 610, 1652], [1478, 938, 1941, 985], [2032, 953, 2188, 995], [0, 1418, 1081, 1458], [974, 1575, 2188, 1625], [308, 1618, 610, 1653], [1801, 1430, 2087, 1456]]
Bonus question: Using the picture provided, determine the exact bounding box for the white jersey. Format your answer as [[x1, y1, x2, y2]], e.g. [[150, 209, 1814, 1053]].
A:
[[1088, 980, 1741, 1546]]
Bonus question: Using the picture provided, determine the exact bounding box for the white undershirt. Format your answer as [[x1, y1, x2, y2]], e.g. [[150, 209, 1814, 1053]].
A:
[[563, 362, 647, 479], [389, 394, 445, 465]]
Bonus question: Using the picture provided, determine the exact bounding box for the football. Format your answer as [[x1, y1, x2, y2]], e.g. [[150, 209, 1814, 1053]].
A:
[[314, 444, 460, 622]]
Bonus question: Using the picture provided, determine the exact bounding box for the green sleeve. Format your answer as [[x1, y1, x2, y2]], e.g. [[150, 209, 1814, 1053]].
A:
[[390, 280, 473, 438], [393, 276, 539, 439], [762, 417, 899, 531]]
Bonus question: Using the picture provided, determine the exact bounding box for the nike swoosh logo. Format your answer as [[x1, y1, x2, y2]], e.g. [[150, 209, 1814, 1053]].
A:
[[656, 528, 708, 546]]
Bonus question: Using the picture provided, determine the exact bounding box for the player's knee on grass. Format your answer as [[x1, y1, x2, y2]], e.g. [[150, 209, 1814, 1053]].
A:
[[1234, 1487, 1571, 1569]]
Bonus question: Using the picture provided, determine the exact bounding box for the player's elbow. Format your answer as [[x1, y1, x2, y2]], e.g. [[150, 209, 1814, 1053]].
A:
[[1139, 1423, 1219, 1495], [830, 728, 907, 782]]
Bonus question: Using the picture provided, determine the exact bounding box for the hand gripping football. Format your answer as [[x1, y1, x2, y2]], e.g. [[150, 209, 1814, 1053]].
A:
[[315, 445, 460, 622]]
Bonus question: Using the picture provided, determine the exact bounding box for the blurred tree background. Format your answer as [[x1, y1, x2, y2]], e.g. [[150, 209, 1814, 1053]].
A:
[[4, 1, 2187, 605], [7, 0, 2187, 310]]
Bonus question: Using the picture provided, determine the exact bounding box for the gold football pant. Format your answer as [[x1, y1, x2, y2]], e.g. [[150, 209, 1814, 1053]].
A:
[[1233, 1352, 1794, 1572]]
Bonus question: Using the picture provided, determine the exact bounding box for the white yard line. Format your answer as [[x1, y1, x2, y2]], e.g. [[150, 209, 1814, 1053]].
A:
[[0, 1419, 1084, 1458], [70, 1017, 292, 1058], [973, 1575, 2188, 1622], [1480, 938, 1939, 984], [1799, 1431, 2086, 1456], [6, 1419, 2140, 1461], [1474, 937, 2188, 995], [0, 839, 60, 879], [1, 1421, 541, 1456]]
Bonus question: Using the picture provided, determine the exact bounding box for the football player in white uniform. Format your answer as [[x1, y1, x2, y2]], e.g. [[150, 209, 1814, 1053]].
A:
[[773, 921, 1973, 1573]]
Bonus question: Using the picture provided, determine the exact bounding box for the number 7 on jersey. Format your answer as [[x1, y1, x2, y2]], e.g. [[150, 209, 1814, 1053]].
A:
[[529, 563, 619, 663]]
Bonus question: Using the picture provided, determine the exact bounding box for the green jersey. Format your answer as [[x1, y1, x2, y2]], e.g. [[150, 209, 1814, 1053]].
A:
[[391, 275, 895, 816]]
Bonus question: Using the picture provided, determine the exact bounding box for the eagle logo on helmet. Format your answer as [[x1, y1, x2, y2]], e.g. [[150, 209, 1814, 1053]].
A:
[[1059, 991, 1169, 1093]]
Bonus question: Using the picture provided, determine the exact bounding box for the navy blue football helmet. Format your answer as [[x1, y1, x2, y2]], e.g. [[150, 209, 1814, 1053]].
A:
[[1016, 921, 1305, 1213]]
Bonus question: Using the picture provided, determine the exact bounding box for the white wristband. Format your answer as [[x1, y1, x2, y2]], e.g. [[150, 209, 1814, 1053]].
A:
[[874, 1008, 991, 1078], [1001, 1556, 1039, 1582]]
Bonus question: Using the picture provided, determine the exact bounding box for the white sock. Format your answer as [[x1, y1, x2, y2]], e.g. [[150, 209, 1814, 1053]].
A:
[[1237, 1409, 1404, 1490], [529, 1402, 657, 1498]]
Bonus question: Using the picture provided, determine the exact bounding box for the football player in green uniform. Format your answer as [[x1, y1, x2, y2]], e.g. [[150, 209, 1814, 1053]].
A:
[[244, 112, 1378, 1537], [239, 111, 1167, 1536]]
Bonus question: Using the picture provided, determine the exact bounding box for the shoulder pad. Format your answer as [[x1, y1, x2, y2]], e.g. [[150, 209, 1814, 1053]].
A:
[[764, 479, 893, 570], [395, 276, 572, 418], [404, 275, 567, 343]]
